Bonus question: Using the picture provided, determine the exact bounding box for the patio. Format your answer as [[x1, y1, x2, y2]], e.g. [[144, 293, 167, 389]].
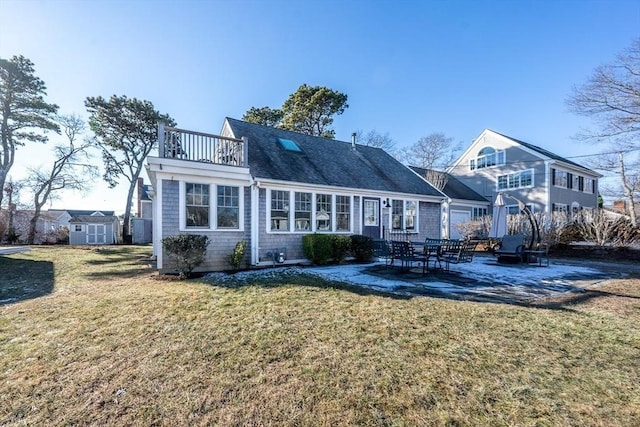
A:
[[205, 254, 639, 305]]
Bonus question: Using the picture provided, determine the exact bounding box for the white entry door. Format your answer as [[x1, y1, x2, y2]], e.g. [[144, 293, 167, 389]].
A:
[[87, 224, 106, 244], [449, 211, 471, 240]]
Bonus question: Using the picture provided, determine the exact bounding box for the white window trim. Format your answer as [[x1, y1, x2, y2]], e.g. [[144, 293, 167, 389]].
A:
[[179, 181, 244, 232], [553, 203, 568, 213], [554, 169, 569, 189], [496, 168, 534, 191], [389, 199, 420, 234], [469, 147, 506, 171], [584, 177, 594, 194], [266, 189, 353, 234]]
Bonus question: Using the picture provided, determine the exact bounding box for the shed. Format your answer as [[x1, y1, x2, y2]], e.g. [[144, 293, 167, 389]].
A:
[[69, 215, 120, 245]]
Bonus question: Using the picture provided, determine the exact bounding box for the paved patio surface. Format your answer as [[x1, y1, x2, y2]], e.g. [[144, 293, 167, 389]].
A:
[[206, 254, 640, 304], [0, 246, 30, 256]]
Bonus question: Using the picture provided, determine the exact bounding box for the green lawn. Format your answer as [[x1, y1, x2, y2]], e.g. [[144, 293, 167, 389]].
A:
[[1, 246, 638, 426]]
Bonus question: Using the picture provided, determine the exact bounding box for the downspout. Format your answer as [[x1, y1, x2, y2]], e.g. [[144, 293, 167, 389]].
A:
[[155, 179, 163, 269], [251, 179, 260, 265]]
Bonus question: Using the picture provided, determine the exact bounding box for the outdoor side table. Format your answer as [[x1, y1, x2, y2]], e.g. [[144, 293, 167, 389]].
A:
[[526, 250, 549, 267]]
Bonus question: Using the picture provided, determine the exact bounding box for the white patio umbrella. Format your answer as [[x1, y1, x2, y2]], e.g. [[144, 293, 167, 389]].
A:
[[489, 193, 507, 239]]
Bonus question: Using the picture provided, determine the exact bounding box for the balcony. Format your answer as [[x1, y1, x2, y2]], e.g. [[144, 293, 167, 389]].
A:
[[158, 124, 248, 167]]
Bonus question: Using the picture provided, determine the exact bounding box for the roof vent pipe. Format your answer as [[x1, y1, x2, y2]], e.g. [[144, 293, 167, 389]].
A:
[[351, 132, 356, 151]]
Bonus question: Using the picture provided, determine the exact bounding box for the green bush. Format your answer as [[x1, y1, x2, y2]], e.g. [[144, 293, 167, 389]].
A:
[[228, 240, 247, 271], [350, 234, 374, 262], [302, 234, 334, 265], [331, 235, 352, 263], [162, 234, 209, 278]]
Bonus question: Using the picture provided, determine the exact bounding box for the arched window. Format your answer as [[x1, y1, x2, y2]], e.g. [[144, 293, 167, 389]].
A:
[[478, 147, 495, 156], [469, 146, 506, 170]]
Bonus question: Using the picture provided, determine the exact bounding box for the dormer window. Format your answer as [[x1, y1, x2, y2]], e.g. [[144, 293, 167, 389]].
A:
[[470, 147, 505, 170]]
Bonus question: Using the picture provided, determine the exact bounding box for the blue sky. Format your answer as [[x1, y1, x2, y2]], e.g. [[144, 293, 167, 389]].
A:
[[1, 0, 639, 213]]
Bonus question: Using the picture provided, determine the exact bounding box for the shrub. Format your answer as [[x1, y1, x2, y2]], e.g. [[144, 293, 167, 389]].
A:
[[228, 240, 247, 271], [350, 234, 374, 262], [331, 235, 352, 263], [162, 234, 209, 278], [302, 234, 333, 265]]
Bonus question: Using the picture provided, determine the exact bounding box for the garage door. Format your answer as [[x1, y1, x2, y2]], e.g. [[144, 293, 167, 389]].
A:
[[450, 210, 471, 240]]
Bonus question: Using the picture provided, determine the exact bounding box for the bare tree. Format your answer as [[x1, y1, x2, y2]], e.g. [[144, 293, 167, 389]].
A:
[[23, 115, 97, 244], [423, 169, 448, 192], [355, 129, 396, 153], [567, 38, 640, 226], [398, 132, 462, 170]]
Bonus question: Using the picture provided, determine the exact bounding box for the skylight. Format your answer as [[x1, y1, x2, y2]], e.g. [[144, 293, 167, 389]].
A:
[[278, 138, 302, 152]]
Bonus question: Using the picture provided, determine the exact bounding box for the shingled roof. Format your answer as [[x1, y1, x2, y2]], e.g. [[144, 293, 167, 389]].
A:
[[491, 130, 589, 170], [69, 215, 119, 224], [225, 118, 443, 198], [409, 166, 488, 202]]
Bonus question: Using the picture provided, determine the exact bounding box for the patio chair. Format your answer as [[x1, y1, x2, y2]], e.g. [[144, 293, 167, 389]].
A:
[[439, 240, 478, 271], [390, 241, 424, 272], [372, 239, 393, 267], [494, 234, 526, 263]]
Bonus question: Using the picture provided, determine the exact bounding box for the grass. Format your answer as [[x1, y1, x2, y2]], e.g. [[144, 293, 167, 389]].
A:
[[1, 246, 639, 426]]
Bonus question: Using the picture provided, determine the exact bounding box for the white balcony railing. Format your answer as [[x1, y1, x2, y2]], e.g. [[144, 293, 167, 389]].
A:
[[158, 124, 248, 167]]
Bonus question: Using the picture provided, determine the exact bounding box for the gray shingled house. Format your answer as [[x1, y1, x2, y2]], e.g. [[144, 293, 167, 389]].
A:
[[146, 118, 446, 272], [409, 167, 490, 239]]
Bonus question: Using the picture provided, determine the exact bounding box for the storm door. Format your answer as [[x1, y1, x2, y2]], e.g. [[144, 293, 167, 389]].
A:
[[362, 197, 380, 239]]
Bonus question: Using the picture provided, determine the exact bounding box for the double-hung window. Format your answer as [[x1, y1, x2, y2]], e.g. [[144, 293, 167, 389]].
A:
[[391, 200, 403, 230], [391, 199, 419, 232], [335, 195, 350, 231], [270, 190, 289, 231], [405, 201, 417, 230], [186, 183, 210, 228], [554, 170, 568, 188], [295, 192, 312, 231], [217, 185, 239, 228], [316, 194, 332, 231]]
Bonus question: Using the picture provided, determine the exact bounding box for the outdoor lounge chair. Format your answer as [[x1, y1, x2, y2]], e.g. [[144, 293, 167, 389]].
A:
[[494, 234, 526, 263]]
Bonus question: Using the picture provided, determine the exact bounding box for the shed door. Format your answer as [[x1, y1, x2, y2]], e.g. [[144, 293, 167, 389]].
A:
[[362, 198, 380, 239], [88, 224, 106, 244]]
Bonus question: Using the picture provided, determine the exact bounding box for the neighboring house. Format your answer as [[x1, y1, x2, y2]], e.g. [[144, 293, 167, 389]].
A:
[[409, 167, 490, 239], [448, 129, 601, 215], [0, 209, 68, 244], [136, 178, 153, 219], [47, 209, 116, 230], [69, 213, 120, 245], [132, 178, 153, 244], [147, 118, 445, 272]]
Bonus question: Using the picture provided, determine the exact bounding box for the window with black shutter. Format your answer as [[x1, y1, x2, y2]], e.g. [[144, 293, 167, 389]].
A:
[[551, 168, 556, 185], [567, 173, 573, 189], [579, 176, 584, 191]]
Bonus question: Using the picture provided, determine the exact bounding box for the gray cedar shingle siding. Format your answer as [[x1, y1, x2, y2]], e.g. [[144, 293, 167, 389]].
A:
[[160, 180, 251, 273]]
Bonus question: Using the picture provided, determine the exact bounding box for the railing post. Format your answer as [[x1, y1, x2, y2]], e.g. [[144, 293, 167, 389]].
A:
[[157, 123, 165, 158], [242, 136, 249, 167]]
